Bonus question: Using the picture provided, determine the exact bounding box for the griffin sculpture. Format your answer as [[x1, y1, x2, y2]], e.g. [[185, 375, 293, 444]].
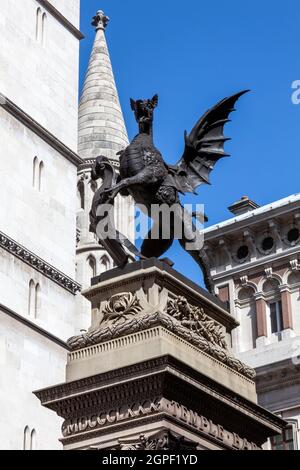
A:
[[90, 91, 248, 293]]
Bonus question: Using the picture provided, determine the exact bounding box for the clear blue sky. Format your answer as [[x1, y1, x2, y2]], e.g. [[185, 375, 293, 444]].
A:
[[80, 0, 300, 285]]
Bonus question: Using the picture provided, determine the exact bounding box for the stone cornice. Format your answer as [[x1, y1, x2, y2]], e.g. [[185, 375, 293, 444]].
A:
[[34, 355, 285, 435], [36, 0, 84, 40], [256, 358, 300, 393], [210, 246, 300, 282], [0, 230, 81, 295], [204, 197, 300, 240], [0, 302, 69, 350], [76, 243, 106, 255], [0, 93, 83, 167]]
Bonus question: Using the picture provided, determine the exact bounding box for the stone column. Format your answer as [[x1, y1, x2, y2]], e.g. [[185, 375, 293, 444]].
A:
[[254, 293, 267, 348], [280, 286, 294, 339]]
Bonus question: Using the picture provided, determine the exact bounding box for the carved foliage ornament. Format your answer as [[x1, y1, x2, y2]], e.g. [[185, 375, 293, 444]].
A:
[[167, 296, 227, 350], [101, 293, 143, 325], [67, 293, 255, 379]]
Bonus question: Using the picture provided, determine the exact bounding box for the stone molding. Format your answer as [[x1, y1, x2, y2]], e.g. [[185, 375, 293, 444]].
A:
[[88, 260, 236, 330], [36, 0, 84, 40], [256, 359, 300, 394], [0, 302, 69, 350], [210, 247, 300, 282], [34, 356, 284, 448], [0, 93, 83, 167], [0, 230, 81, 294], [78, 158, 121, 172], [62, 399, 260, 451], [67, 292, 255, 379], [33, 356, 276, 424], [67, 327, 255, 385]]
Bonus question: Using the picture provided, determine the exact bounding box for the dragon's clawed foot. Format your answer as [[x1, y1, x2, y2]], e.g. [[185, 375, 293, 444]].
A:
[[100, 186, 121, 203]]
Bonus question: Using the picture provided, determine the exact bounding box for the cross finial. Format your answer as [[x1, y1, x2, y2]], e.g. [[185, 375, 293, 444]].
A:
[[92, 10, 110, 30]]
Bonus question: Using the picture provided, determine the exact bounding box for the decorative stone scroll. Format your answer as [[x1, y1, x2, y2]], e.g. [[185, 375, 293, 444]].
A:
[[67, 293, 255, 380]]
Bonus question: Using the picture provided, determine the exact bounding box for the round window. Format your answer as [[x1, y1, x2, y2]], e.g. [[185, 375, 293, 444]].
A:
[[261, 236, 274, 252], [287, 228, 299, 244], [237, 245, 249, 260]]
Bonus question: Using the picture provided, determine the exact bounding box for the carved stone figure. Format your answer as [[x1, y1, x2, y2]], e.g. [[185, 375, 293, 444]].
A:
[[90, 91, 249, 292]]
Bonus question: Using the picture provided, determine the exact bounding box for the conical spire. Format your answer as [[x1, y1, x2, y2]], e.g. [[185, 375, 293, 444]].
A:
[[78, 10, 129, 160]]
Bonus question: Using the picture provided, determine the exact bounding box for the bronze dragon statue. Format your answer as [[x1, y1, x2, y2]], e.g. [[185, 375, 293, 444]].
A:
[[90, 91, 248, 293]]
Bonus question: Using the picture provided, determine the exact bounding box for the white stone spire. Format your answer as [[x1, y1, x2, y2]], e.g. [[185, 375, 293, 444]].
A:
[[78, 10, 129, 160], [76, 10, 134, 327]]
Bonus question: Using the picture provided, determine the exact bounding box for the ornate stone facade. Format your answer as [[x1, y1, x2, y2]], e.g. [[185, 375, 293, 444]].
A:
[[204, 194, 300, 449], [68, 281, 255, 380]]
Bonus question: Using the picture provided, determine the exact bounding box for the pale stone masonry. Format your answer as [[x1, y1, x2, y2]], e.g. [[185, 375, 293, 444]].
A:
[[0, 0, 82, 449], [78, 10, 129, 161]]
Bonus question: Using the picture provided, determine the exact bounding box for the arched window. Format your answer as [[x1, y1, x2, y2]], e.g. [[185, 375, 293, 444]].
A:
[[28, 280, 36, 317], [42, 13, 47, 46], [263, 278, 280, 294], [28, 280, 40, 318], [268, 300, 283, 334], [30, 429, 37, 450], [100, 255, 110, 274], [38, 161, 44, 192], [36, 8, 42, 43], [23, 426, 31, 450], [35, 283, 40, 318], [23, 426, 37, 450], [33, 157, 39, 188], [36, 9, 46, 45], [33, 158, 44, 191], [77, 182, 85, 210], [263, 279, 283, 335], [238, 286, 255, 301], [87, 256, 96, 281], [288, 271, 300, 286], [236, 286, 257, 350]]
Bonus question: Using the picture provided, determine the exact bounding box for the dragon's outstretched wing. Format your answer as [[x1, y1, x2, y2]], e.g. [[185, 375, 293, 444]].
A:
[[172, 90, 249, 194]]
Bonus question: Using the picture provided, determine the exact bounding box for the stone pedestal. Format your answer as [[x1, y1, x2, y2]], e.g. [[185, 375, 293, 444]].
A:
[[34, 259, 285, 450]]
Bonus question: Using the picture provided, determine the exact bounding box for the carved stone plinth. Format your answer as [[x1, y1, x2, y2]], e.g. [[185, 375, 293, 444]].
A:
[[34, 259, 285, 450]]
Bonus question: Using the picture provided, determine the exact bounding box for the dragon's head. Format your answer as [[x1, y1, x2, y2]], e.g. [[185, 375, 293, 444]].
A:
[[130, 95, 158, 133]]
